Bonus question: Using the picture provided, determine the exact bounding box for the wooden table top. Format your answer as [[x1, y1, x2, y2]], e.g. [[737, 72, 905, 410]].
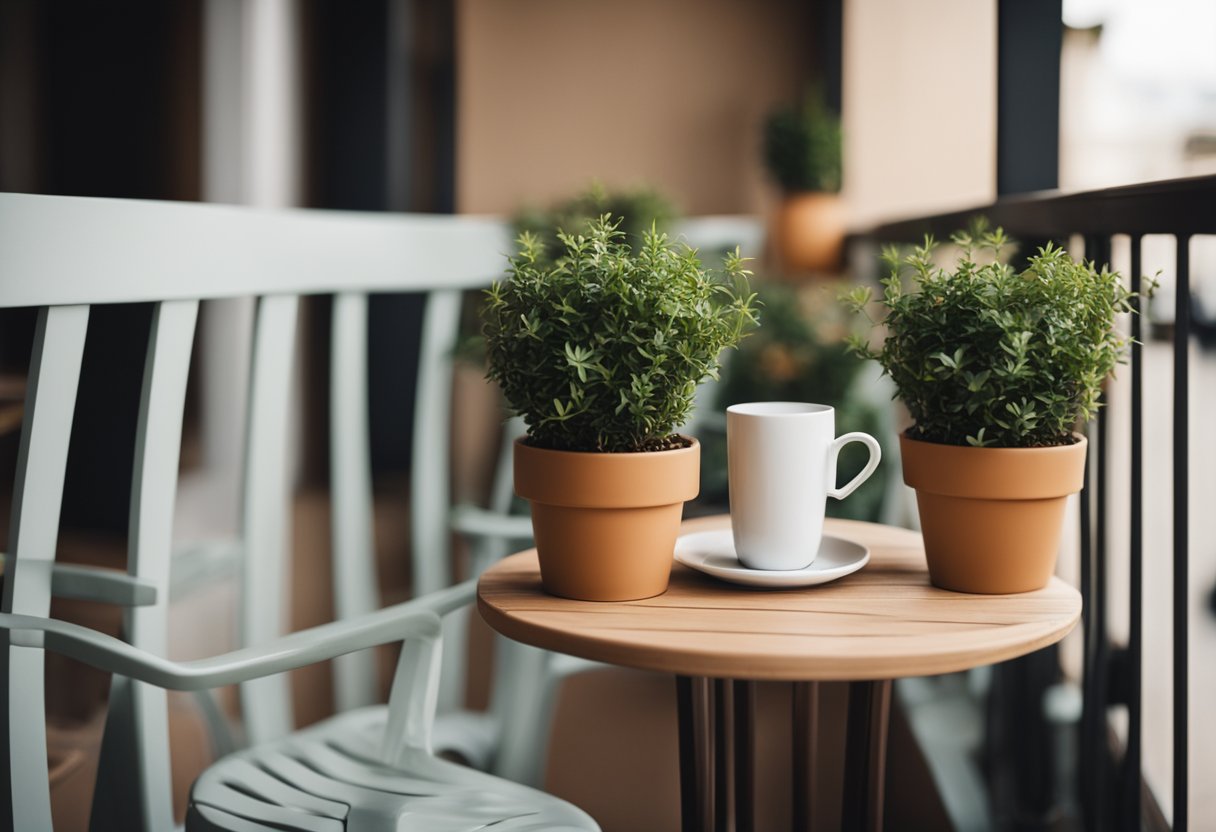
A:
[[477, 515, 1082, 681]]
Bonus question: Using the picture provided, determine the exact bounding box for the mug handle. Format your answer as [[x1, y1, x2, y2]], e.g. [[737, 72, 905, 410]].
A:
[[826, 432, 882, 500]]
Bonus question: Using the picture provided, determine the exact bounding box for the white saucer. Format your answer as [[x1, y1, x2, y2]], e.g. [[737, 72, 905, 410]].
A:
[[673, 529, 869, 589]]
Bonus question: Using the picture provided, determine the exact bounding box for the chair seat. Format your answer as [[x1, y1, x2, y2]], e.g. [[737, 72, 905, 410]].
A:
[[186, 708, 598, 832], [302, 703, 504, 772]]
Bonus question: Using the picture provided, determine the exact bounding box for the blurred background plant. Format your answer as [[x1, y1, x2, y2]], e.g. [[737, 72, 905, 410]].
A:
[[762, 86, 842, 195], [454, 182, 679, 365], [699, 279, 888, 521], [514, 181, 678, 262]]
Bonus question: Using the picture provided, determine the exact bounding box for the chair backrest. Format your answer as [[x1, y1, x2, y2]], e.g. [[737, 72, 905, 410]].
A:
[[0, 192, 508, 830]]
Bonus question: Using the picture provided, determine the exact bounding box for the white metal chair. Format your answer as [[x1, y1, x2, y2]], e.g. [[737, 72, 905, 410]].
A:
[[0, 192, 598, 831]]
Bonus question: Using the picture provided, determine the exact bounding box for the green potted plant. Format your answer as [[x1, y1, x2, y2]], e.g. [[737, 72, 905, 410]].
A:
[[845, 224, 1138, 593], [763, 88, 845, 274], [483, 215, 757, 601]]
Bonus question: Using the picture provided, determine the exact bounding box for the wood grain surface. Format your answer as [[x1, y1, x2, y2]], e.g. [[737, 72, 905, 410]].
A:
[[477, 515, 1082, 681]]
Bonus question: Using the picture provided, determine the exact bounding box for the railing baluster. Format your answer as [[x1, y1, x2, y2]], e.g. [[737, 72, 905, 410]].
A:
[[1123, 235, 1143, 831], [1172, 235, 1190, 832], [1094, 235, 1112, 832], [1079, 234, 1109, 831], [1079, 401, 1095, 831], [1094, 233, 1113, 832], [1094, 398, 1109, 831]]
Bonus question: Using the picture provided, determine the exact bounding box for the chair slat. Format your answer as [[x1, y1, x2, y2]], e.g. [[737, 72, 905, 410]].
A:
[[410, 289, 460, 597], [1, 304, 89, 831], [410, 290, 463, 714], [330, 292, 379, 711], [92, 299, 198, 831], [241, 294, 299, 743]]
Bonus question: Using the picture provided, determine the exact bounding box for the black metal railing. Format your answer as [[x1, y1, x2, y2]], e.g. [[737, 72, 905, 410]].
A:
[[866, 172, 1214, 832]]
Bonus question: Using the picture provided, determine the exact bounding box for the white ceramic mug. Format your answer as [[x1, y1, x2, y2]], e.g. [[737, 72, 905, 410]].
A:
[[727, 402, 881, 570]]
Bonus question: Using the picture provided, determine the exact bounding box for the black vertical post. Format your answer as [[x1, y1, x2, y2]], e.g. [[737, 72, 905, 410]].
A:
[[997, 0, 1062, 195], [308, 0, 392, 212], [24, 1, 201, 537], [306, 0, 456, 477], [811, 0, 843, 116], [991, 3, 1065, 828]]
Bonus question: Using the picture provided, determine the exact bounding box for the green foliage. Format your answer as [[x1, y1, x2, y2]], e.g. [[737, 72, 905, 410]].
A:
[[513, 182, 677, 264], [844, 224, 1138, 448], [484, 215, 759, 453], [762, 89, 842, 194]]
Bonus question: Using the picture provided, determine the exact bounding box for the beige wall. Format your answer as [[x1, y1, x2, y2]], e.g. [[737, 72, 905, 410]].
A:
[[456, 0, 814, 216], [842, 0, 997, 227]]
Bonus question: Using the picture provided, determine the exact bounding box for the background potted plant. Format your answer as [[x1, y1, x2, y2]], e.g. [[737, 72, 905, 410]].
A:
[[483, 215, 757, 601], [763, 87, 845, 275], [845, 224, 1139, 593]]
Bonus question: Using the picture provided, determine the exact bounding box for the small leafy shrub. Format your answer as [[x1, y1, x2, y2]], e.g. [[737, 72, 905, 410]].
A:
[[484, 215, 758, 453], [844, 225, 1137, 448], [763, 89, 842, 194]]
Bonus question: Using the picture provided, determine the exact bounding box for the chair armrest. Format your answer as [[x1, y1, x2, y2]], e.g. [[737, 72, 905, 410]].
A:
[[450, 504, 533, 541], [0, 579, 475, 692], [0, 553, 158, 607]]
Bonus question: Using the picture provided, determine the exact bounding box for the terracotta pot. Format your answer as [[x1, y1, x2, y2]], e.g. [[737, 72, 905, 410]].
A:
[[773, 191, 846, 274], [900, 432, 1087, 594], [514, 438, 700, 601]]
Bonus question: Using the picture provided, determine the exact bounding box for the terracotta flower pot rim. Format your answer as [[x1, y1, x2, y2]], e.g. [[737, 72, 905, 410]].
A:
[[514, 436, 700, 509], [514, 434, 698, 459], [900, 431, 1087, 501]]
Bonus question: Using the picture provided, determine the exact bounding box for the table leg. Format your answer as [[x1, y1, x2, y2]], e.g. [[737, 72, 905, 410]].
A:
[[841, 679, 893, 832], [733, 680, 755, 832], [677, 676, 716, 832], [676, 676, 698, 832], [713, 678, 731, 831], [792, 681, 820, 831]]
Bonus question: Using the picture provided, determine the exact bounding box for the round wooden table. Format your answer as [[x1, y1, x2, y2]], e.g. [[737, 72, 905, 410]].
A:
[[477, 515, 1082, 832]]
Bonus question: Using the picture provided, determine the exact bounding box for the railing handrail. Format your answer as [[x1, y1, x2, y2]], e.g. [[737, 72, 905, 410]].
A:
[[862, 172, 1216, 240]]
